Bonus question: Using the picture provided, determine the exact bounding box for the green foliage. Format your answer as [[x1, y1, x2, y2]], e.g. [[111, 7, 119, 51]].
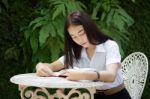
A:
[[49, 0, 86, 20], [2, 0, 148, 99], [23, 0, 134, 67], [121, 0, 150, 99], [92, 0, 134, 56], [0, 0, 45, 98], [23, 0, 87, 66]]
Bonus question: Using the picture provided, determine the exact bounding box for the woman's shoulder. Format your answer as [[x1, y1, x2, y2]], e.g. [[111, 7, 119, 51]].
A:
[[104, 39, 117, 44], [96, 40, 119, 52], [103, 39, 119, 48]]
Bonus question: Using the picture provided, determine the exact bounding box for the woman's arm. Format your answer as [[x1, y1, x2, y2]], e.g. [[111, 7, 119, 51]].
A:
[[96, 63, 120, 82], [64, 63, 120, 82], [44, 60, 65, 72], [36, 60, 64, 76]]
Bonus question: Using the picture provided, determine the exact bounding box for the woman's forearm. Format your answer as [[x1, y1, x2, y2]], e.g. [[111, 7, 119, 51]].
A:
[[44, 60, 64, 72], [82, 70, 116, 82]]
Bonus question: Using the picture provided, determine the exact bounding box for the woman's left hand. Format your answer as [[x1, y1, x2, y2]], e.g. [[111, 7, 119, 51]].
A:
[[63, 69, 84, 80]]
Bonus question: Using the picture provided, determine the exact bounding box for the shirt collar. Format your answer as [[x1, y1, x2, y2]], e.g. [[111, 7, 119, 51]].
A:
[[95, 43, 106, 52], [81, 43, 106, 58]]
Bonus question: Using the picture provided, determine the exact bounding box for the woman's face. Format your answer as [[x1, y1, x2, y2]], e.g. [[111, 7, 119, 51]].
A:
[[68, 25, 90, 48]]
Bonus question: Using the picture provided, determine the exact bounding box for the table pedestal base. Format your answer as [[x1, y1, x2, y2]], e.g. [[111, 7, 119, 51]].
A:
[[19, 85, 96, 99]]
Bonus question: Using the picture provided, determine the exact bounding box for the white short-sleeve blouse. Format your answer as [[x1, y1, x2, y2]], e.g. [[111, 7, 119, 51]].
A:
[[58, 40, 123, 90]]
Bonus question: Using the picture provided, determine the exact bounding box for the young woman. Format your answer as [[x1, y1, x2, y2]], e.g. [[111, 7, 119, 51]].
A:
[[36, 11, 131, 99]]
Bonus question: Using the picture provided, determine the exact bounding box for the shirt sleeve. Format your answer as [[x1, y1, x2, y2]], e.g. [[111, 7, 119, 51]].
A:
[[58, 56, 64, 65], [105, 40, 121, 65]]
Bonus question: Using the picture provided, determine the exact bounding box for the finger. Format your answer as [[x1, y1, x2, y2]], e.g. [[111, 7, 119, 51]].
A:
[[63, 71, 69, 76], [37, 70, 49, 76], [42, 68, 53, 75], [66, 76, 74, 81], [59, 69, 67, 74], [36, 62, 43, 70], [36, 70, 45, 76]]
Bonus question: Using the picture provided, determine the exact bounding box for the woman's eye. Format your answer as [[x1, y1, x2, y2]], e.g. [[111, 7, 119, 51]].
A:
[[72, 36, 77, 39], [79, 32, 85, 36]]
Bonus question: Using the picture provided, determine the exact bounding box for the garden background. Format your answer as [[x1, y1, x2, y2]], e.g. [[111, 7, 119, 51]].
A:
[[0, 0, 150, 99]]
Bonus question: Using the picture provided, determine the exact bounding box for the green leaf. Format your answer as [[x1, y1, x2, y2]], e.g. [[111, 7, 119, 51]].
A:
[[48, 22, 56, 37], [29, 17, 46, 27], [91, 0, 99, 4], [66, 0, 85, 14], [40, 9, 49, 15], [101, 12, 106, 21], [39, 23, 51, 47], [24, 28, 31, 41], [53, 18, 64, 38], [77, 1, 86, 10], [74, 1, 86, 10], [116, 8, 134, 27], [66, 1, 77, 13], [113, 12, 125, 31], [1, 0, 9, 9], [91, 3, 101, 20], [49, 0, 63, 6], [30, 32, 38, 54], [32, 20, 47, 31], [52, 4, 65, 20], [131, 0, 135, 3], [102, 1, 111, 12], [4, 47, 19, 60], [32, 49, 51, 63], [49, 38, 63, 61], [106, 9, 115, 26]]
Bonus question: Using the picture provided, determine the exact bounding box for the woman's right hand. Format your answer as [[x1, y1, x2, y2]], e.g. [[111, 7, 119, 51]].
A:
[[36, 62, 53, 77]]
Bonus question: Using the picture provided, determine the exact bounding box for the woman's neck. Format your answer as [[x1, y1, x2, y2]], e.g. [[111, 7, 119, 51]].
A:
[[86, 44, 96, 60]]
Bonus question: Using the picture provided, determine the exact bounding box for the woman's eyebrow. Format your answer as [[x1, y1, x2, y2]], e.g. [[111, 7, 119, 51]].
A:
[[70, 29, 83, 36], [78, 29, 83, 34]]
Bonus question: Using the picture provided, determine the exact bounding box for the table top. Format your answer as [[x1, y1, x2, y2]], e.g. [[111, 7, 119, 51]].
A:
[[10, 73, 104, 88]]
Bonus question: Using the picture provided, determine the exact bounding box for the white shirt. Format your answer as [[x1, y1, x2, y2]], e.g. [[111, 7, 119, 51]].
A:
[[58, 40, 123, 90]]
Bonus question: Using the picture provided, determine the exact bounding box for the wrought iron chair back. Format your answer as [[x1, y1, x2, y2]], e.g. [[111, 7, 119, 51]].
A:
[[121, 52, 148, 99]]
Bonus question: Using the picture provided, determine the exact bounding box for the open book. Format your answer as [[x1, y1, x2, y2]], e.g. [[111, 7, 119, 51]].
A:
[[50, 68, 96, 78], [50, 71, 67, 78]]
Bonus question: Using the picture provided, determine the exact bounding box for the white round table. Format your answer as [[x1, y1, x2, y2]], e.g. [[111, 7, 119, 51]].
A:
[[10, 73, 104, 99]]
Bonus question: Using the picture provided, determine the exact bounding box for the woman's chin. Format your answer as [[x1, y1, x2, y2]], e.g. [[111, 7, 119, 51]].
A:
[[82, 45, 88, 48]]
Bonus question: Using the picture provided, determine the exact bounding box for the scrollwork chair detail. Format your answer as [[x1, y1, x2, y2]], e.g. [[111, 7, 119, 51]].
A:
[[121, 52, 148, 99]]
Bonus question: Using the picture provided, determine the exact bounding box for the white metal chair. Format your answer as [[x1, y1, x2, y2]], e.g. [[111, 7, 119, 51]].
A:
[[121, 52, 148, 99]]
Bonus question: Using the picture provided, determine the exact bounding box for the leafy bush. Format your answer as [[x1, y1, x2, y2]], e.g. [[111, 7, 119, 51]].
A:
[[2, 0, 146, 99], [121, 0, 150, 98], [23, 0, 134, 70]]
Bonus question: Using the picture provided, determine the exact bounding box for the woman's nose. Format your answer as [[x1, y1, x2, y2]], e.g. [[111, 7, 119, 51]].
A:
[[78, 37, 84, 44]]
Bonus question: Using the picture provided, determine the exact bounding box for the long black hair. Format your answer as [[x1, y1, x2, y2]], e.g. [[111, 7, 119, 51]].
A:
[[64, 11, 112, 68]]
